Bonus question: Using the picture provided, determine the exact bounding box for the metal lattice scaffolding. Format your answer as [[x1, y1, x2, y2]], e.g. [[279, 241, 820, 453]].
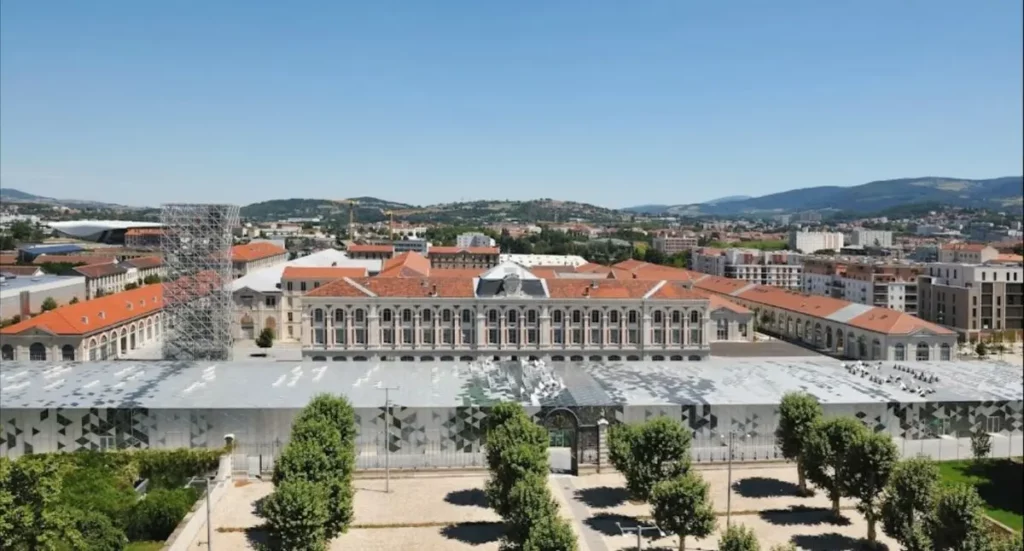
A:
[[160, 203, 239, 361]]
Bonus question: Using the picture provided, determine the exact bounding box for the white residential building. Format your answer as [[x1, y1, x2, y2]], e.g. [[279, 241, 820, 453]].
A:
[[788, 230, 844, 253], [690, 248, 804, 289], [456, 232, 496, 249], [848, 229, 893, 249]]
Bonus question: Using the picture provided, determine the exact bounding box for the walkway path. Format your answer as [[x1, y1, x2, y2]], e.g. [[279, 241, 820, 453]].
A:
[[551, 475, 607, 551]]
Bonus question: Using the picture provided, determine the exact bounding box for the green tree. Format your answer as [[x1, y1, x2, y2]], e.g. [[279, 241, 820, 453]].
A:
[[976, 341, 988, 357], [775, 392, 823, 495], [521, 514, 578, 551], [41, 297, 58, 312], [122, 283, 138, 291], [292, 394, 358, 446], [608, 416, 692, 501], [844, 430, 900, 543], [801, 417, 867, 517], [503, 472, 577, 550], [880, 457, 940, 551], [970, 428, 992, 461], [989, 532, 1024, 551], [768, 544, 797, 551], [271, 423, 353, 537], [650, 473, 717, 551], [68, 297, 79, 305], [256, 327, 275, 349], [484, 417, 549, 518], [926, 484, 990, 551], [262, 479, 330, 551], [65, 508, 126, 551], [0, 457, 77, 550], [718, 524, 760, 551], [125, 487, 197, 542], [142, 274, 162, 284]]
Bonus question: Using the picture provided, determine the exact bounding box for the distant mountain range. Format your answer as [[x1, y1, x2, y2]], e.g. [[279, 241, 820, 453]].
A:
[[0, 187, 135, 209], [625, 176, 1023, 216]]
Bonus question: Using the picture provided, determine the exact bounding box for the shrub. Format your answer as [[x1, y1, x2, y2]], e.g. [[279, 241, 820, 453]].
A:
[[132, 448, 222, 490], [67, 507, 128, 551], [263, 479, 330, 551], [125, 487, 198, 542], [256, 327, 275, 348], [608, 416, 692, 501], [502, 472, 560, 545], [719, 524, 760, 551], [41, 297, 58, 311], [879, 457, 939, 551], [59, 456, 137, 530], [970, 429, 992, 460], [520, 514, 578, 551], [484, 417, 549, 518], [926, 484, 990, 551]]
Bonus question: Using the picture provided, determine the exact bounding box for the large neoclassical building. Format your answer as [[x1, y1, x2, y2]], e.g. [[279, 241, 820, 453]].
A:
[[298, 261, 755, 361]]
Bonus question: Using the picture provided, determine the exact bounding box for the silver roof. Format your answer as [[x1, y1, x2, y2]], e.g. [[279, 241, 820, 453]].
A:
[[2, 357, 1020, 410]]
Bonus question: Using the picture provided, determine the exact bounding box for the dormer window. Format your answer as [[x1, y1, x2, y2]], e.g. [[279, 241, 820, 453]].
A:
[[81, 316, 89, 324]]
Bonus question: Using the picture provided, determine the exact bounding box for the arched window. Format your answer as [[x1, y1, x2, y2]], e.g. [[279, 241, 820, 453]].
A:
[[609, 311, 620, 324], [442, 309, 453, 323], [30, 343, 47, 361], [690, 310, 700, 324], [421, 309, 433, 323], [313, 308, 324, 323], [871, 339, 881, 360], [507, 310, 518, 324], [354, 309, 366, 323], [590, 310, 601, 324], [61, 345, 75, 361], [487, 309, 499, 323], [552, 310, 563, 324], [653, 311, 663, 324], [335, 309, 346, 323], [1, 344, 13, 361], [381, 309, 393, 323], [894, 343, 905, 361], [402, 309, 413, 323], [916, 342, 930, 361], [940, 343, 951, 361], [461, 309, 473, 324]]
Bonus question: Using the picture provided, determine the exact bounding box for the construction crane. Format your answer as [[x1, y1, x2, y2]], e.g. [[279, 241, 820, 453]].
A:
[[382, 209, 395, 241], [335, 199, 358, 241]]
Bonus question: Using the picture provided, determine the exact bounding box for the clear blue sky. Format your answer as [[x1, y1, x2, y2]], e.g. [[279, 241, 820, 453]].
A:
[[2, 1, 1021, 208]]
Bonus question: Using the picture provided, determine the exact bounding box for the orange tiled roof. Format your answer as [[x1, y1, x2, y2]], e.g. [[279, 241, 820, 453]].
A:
[[0, 254, 18, 265], [125, 228, 165, 236], [428, 246, 500, 255], [378, 252, 432, 278], [0, 265, 44, 276], [939, 242, 987, 252], [734, 285, 850, 318], [307, 276, 476, 298], [545, 279, 671, 299], [993, 253, 1023, 263], [73, 262, 127, 278], [691, 288, 751, 314], [123, 256, 163, 269], [231, 242, 288, 262], [0, 284, 166, 336], [347, 244, 394, 254], [431, 267, 488, 279], [845, 308, 953, 335], [282, 266, 368, 280]]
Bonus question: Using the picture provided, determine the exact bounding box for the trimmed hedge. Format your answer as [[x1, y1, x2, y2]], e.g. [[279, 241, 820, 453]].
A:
[[125, 488, 199, 542]]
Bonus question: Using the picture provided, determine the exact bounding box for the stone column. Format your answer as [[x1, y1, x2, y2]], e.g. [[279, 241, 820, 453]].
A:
[[597, 417, 610, 474]]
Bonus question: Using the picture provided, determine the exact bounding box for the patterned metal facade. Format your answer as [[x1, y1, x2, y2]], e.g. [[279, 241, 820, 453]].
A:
[[3, 400, 1021, 461]]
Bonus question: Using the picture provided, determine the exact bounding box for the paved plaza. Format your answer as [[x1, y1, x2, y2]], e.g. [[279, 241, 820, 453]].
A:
[[189, 465, 901, 550]]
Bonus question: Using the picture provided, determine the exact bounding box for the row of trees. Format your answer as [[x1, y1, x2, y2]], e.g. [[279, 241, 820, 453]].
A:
[[262, 394, 357, 550], [776, 391, 1021, 550], [484, 403, 578, 550]]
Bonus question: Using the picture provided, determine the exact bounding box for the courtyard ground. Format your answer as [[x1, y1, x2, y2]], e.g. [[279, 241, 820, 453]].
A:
[[189, 464, 901, 550]]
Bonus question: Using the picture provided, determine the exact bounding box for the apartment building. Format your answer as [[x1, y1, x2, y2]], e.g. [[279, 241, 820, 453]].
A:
[[427, 247, 500, 270], [298, 261, 755, 362], [346, 244, 395, 261], [937, 243, 1000, 264], [393, 239, 429, 255], [848, 229, 893, 249], [652, 234, 698, 255], [802, 257, 923, 314], [0, 274, 86, 320], [72, 256, 165, 299], [124, 228, 164, 249], [788, 230, 844, 253], [691, 248, 803, 289], [456, 232, 496, 248], [917, 262, 1024, 337], [231, 242, 289, 278]]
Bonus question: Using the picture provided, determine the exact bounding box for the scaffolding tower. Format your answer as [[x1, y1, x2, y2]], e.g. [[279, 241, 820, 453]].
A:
[[160, 203, 239, 361]]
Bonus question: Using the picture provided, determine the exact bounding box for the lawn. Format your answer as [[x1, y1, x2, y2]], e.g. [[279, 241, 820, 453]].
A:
[[938, 459, 1023, 531], [125, 542, 165, 551]]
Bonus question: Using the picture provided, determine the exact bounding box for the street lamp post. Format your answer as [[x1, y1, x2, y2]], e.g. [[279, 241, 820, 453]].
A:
[[720, 430, 749, 528], [377, 382, 400, 493]]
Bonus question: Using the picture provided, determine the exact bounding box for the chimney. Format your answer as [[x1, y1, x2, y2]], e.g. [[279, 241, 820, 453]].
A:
[[430, 284, 438, 297], [583, 286, 590, 297]]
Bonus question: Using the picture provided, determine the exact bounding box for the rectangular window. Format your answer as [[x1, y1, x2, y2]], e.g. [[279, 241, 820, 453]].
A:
[[421, 329, 434, 344], [653, 329, 664, 345], [461, 328, 474, 344], [355, 328, 366, 344], [527, 310, 537, 323], [717, 320, 728, 340], [571, 328, 582, 344], [335, 328, 346, 345], [313, 328, 325, 345], [671, 329, 681, 344], [506, 328, 518, 344], [300, 282, 307, 292], [287, 313, 293, 322], [489, 328, 500, 345], [690, 328, 702, 345], [403, 328, 414, 344], [265, 296, 277, 307], [590, 328, 601, 344], [628, 328, 638, 344], [287, 326, 294, 338], [628, 311, 638, 324], [381, 328, 394, 344], [553, 328, 564, 344], [287, 281, 293, 291], [442, 328, 453, 344], [609, 328, 620, 344], [739, 323, 748, 337]]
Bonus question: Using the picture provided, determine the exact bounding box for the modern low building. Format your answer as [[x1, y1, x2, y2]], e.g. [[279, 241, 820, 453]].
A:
[[788, 230, 844, 253], [917, 262, 1024, 338], [297, 261, 754, 362], [393, 238, 429, 255], [456, 232, 496, 249], [231, 242, 289, 278], [0, 274, 87, 321], [47, 220, 163, 245], [691, 248, 804, 289], [848, 229, 893, 249], [0, 283, 166, 362], [500, 254, 588, 268], [1, 358, 1020, 469]]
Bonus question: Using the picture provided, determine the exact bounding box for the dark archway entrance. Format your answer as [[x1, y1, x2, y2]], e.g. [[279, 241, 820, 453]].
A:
[[540, 408, 580, 475]]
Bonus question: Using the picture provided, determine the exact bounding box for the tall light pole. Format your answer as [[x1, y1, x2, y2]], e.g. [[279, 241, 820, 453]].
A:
[[720, 430, 749, 528], [206, 477, 214, 551], [377, 382, 400, 493]]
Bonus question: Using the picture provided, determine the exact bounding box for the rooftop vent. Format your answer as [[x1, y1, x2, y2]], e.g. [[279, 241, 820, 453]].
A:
[[126, 302, 133, 310], [583, 286, 590, 297], [98, 311, 105, 319], [81, 316, 88, 324]]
